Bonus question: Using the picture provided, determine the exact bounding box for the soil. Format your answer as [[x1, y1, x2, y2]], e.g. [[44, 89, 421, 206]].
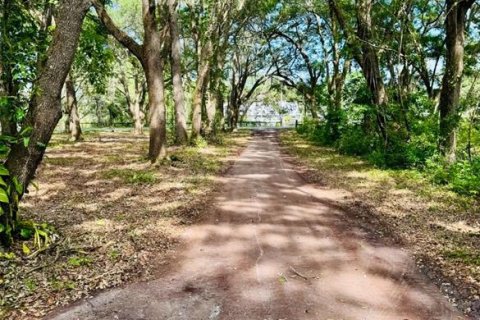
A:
[[48, 130, 464, 320]]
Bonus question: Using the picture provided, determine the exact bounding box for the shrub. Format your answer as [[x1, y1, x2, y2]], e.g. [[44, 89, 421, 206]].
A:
[[426, 156, 480, 196], [296, 118, 328, 144], [337, 127, 375, 156], [448, 159, 480, 196], [404, 133, 437, 167]]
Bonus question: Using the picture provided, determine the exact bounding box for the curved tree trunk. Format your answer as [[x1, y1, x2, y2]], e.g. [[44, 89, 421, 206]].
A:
[[94, 0, 167, 163], [168, 0, 188, 145]]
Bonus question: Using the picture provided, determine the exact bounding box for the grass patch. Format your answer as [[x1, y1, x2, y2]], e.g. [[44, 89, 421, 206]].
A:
[[24, 278, 38, 292], [45, 157, 86, 166], [280, 130, 477, 205], [102, 169, 157, 185], [444, 248, 480, 266], [67, 256, 93, 267], [167, 149, 223, 174], [50, 279, 77, 291]]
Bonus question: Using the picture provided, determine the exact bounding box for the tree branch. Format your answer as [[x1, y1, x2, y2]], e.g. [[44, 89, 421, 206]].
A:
[[92, 0, 144, 62]]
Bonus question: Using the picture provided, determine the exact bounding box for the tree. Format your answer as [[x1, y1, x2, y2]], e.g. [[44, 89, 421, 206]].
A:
[[0, 0, 48, 137], [167, 0, 188, 144], [269, 15, 324, 119], [438, 0, 476, 163], [228, 32, 274, 129], [116, 54, 147, 135], [1, 0, 91, 246], [65, 73, 83, 141], [64, 14, 114, 141], [329, 0, 389, 143], [186, 0, 253, 140], [93, 0, 168, 162]]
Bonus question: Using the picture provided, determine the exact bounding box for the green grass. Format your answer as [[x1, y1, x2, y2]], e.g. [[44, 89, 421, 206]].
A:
[[280, 130, 476, 207], [50, 279, 77, 291], [444, 248, 480, 266], [67, 256, 93, 267], [102, 169, 157, 185], [167, 148, 224, 174], [45, 157, 84, 166], [24, 278, 37, 292]]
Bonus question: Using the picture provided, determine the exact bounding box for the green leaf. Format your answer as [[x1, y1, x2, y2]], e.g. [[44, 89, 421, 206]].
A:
[[23, 137, 30, 148], [0, 224, 5, 233], [19, 126, 33, 137], [0, 165, 10, 176], [0, 145, 10, 155], [0, 177, 7, 188], [0, 252, 16, 260], [20, 228, 33, 239], [0, 135, 18, 144], [22, 243, 31, 255], [12, 177, 23, 195], [0, 189, 9, 203]]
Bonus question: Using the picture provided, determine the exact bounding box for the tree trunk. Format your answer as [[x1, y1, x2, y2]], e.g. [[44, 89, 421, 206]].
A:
[[143, 0, 167, 162], [356, 0, 388, 144], [205, 91, 217, 135], [306, 92, 318, 119], [131, 100, 144, 135], [191, 38, 212, 141], [205, 70, 221, 135], [438, 0, 474, 163], [65, 74, 82, 141], [119, 69, 145, 135], [168, 0, 188, 145], [329, 57, 350, 141], [231, 103, 240, 130], [2, 0, 90, 246], [215, 86, 226, 132], [0, 0, 18, 137], [0, 63, 17, 136]]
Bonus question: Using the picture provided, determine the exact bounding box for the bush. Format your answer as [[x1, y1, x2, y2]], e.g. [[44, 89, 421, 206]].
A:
[[449, 159, 480, 196], [404, 133, 437, 167], [426, 156, 480, 196], [337, 127, 376, 156], [296, 119, 328, 144]]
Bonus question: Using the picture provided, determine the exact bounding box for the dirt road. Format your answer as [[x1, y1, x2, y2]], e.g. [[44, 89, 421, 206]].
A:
[[49, 130, 464, 320]]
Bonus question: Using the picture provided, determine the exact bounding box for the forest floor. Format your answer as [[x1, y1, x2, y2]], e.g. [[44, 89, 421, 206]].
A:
[[0, 130, 250, 319], [279, 130, 480, 317], [48, 130, 463, 320]]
